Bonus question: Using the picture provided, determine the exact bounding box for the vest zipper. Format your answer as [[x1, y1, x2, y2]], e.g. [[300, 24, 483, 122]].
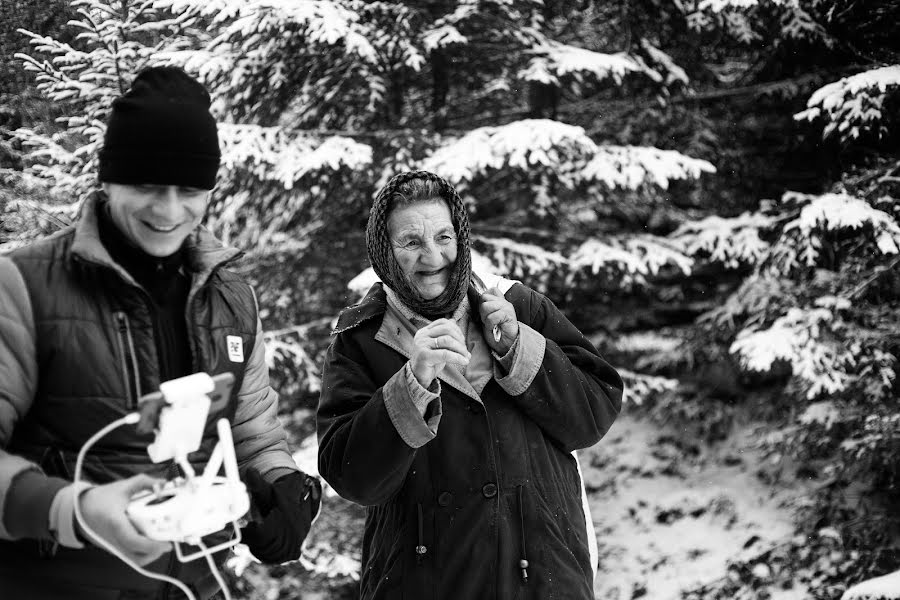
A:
[[114, 311, 142, 408]]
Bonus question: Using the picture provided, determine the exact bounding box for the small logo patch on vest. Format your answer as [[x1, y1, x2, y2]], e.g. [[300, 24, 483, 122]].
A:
[[227, 336, 244, 362]]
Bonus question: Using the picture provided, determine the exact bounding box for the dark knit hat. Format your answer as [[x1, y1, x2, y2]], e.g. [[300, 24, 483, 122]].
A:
[[99, 66, 220, 190], [366, 170, 472, 318]]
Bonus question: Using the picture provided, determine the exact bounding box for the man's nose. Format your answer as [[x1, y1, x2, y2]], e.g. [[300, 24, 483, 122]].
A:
[[153, 186, 182, 218]]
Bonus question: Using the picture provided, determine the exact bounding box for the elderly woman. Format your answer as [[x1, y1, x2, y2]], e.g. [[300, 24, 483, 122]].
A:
[[317, 171, 623, 599]]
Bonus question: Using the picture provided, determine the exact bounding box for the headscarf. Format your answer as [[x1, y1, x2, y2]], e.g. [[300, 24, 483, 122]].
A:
[[366, 170, 472, 319]]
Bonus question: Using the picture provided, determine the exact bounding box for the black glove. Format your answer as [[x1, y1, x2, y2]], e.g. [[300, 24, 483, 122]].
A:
[[241, 469, 322, 564]]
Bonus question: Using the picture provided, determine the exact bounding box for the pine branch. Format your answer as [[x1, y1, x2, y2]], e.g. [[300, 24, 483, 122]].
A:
[[848, 255, 900, 301]]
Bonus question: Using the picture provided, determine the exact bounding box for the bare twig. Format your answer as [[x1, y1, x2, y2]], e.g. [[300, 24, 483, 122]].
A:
[[262, 316, 334, 339], [848, 255, 900, 300]]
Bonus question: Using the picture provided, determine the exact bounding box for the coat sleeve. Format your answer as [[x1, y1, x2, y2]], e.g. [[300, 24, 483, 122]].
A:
[[231, 305, 298, 484], [316, 332, 440, 506], [496, 285, 623, 453], [0, 256, 68, 541]]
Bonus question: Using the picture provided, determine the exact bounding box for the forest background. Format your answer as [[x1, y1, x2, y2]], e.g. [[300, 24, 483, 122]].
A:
[[1, 1, 899, 598]]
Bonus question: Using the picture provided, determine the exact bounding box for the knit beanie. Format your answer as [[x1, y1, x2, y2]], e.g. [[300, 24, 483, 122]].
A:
[[98, 66, 220, 190], [366, 171, 472, 319]]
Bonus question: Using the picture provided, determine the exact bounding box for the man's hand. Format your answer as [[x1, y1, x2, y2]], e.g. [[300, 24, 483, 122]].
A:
[[409, 318, 470, 388], [242, 470, 322, 564], [477, 287, 519, 356], [78, 474, 170, 566]]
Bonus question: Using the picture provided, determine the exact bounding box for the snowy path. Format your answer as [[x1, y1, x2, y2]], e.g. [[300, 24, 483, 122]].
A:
[[582, 412, 814, 600]]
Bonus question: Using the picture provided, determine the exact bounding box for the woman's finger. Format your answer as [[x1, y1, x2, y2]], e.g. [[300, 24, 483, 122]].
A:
[[425, 335, 469, 358], [420, 321, 466, 344], [427, 348, 470, 366], [481, 304, 513, 326]]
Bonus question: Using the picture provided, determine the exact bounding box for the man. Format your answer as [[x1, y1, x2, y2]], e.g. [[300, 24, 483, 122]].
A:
[[0, 66, 320, 599]]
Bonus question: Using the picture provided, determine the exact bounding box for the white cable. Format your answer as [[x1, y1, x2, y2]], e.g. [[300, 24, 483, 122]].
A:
[[72, 413, 198, 600], [197, 537, 232, 600]]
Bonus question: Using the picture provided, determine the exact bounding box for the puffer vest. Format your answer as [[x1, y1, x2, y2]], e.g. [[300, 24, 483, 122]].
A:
[[0, 195, 258, 598]]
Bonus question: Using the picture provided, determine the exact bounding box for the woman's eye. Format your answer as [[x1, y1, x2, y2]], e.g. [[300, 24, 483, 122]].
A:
[[405, 240, 421, 249]]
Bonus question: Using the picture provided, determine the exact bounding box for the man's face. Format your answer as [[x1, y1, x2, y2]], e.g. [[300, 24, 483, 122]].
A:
[[103, 183, 209, 257]]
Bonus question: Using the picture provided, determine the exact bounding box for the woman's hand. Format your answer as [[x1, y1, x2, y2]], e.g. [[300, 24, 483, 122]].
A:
[[478, 287, 519, 356], [410, 318, 470, 388], [78, 474, 171, 566]]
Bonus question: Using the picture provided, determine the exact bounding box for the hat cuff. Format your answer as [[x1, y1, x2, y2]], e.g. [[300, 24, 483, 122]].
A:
[[99, 153, 219, 190]]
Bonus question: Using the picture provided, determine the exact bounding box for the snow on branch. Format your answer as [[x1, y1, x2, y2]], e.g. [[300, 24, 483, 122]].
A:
[[730, 300, 852, 399], [519, 41, 661, 87], [0, 198, 79, 253], [262, 335, 322, 394], [672, 212, 775, 268], [639, 39, 689, 86], [580, 145, 715, 190], [618, 369, 678, 406], [155, 0, 377, 60], [218, 125, 372, 187], [421, 121, 714, 193], [568, 236, 693, 285], [795, 65, 900, 143], [780, 192, 900, 267], [475, 236, 569, 280], [841, 568, 900, 600], [422, 24, 468, 51], [697, 0, 785, 11], [420, 119, 598, 186]]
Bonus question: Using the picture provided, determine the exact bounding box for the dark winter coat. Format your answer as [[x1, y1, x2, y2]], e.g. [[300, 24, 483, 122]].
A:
[[317, 281, 623, 600], [0, 193, 298, 599]]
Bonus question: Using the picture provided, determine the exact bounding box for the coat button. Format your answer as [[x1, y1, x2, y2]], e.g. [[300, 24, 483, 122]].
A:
[[482, 483, 498, 498], [438, 492, 453, 507]]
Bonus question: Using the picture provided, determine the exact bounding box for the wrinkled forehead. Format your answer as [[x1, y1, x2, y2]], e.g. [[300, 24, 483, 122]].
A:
[[387, 199, 455, 236]]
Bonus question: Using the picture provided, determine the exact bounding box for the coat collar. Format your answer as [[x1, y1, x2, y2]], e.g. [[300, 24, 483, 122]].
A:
[[70, 191, 242, 290], [332, 283, 388, 335]]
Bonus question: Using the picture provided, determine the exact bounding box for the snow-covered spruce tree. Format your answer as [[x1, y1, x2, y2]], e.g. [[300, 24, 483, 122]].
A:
[[673, 2, 900, 598]]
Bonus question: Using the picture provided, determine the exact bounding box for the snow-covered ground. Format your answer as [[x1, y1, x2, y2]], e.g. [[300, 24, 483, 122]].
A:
[[582, 412, 814, 600], [237, 407, 819, 599]]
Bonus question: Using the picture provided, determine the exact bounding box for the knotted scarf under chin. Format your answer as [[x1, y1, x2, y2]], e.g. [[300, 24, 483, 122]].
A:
[[366, 171, 472, 319]]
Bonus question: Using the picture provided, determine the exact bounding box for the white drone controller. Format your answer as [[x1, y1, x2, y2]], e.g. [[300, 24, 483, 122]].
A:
[[126, 373, 251, 563]]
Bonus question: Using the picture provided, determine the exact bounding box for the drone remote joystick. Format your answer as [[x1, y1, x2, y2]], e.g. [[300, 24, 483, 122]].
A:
[[125, 373, 250, 563]]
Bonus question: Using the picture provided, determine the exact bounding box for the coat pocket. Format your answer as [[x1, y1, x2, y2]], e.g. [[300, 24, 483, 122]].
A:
[[528, 485, 594, 600]]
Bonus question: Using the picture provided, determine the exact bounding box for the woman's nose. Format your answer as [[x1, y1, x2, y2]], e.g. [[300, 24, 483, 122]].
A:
[[416, 243, 446, 267]]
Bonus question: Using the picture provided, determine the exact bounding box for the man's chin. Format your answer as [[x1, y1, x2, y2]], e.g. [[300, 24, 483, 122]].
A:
[[136, 239, 184, 257]]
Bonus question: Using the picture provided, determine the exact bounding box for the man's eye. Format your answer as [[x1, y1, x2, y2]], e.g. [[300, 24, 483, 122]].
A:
[[404, 240, 421, 249], [179, 186, 206, 196], [437, 235, 454, 244]]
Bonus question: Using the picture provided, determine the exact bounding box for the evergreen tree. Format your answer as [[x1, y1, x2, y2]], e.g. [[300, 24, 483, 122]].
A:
[[4, 0, 900, 596]]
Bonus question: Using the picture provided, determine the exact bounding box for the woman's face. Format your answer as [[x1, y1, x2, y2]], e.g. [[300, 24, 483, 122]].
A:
[[387, 200, 458, 300]]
